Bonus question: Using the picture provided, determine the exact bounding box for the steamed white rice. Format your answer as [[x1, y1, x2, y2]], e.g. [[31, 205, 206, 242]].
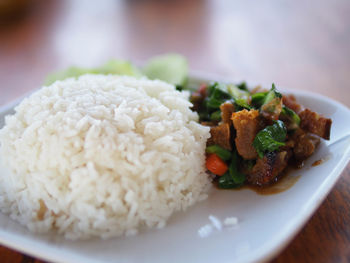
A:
[[0, 75, 211, 239]]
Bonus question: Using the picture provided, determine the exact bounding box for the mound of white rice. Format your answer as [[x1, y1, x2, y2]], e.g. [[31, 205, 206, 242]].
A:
[[0, 75, 211, 239]]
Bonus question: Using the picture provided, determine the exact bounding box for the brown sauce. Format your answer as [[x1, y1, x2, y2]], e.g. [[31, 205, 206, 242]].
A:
[[222, 166, 301, 195], [312, 159, 325, 166], [239, 173, 301, 195], [215, 155, 330, 195]]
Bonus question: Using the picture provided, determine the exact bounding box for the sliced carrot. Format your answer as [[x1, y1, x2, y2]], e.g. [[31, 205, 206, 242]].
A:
[[206, 153, 228, 176]]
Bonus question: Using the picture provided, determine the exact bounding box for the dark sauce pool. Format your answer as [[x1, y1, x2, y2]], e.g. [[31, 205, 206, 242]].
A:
[[214, 167, 301, 195], [238, 171, 301, 195], [245, 157, 329, 195], [214, 155, 330, 195]]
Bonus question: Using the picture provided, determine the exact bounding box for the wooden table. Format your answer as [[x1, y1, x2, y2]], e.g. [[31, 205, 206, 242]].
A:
[[0, 0, 349, 262]]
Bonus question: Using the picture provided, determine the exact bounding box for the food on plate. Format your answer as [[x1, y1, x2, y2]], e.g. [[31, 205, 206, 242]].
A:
[[0, 75, 211, 239], [190, 82, 332, 187], [0, 53, 333, 241]]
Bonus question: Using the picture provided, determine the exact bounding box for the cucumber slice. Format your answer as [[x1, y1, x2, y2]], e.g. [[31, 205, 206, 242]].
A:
[[142, 54, 188, 86]]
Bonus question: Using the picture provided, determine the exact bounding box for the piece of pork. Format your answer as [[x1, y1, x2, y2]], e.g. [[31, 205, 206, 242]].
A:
[[247, 151, 289, 186], [282, 94, 303, 114], [220, 102, 235, 124], [299, 108, 332, 140], [207, 123, 232, 150], [293, 133, 320, 161], [232, 109, 259, 159]]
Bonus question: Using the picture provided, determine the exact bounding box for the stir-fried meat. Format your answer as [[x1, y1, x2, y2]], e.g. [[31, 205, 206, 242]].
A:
[[232, 109, 259, 159], [260, 97, 283, 121], [220, 102, 235, 124], [194, 81, 332, 189], [190, 85, 208, 112], [247, 151, 289, 186], [282, 94, 303, 114], [190, 91, 206, 112], [207, 123, 232, 150], [299, 109, 332, 140], [293, 133, 320, 161]]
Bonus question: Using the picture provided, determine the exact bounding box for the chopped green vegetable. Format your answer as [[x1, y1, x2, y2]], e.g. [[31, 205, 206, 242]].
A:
[[142, 54, 188, 86], [259, 84, 283, 120], [253, 120, 287, 158], [211, 83, 231, 100], [237, 82, 249, 91], [235, 98, 252, 110], [202, 83, 231, 116], [206, 97, 224, 109], [229, 155, 246, 184], [218, 150, 246, 188], [263, 83, 282, 105], [210, 110, 222, 121], [251, 92, 268, 108], [175, 85, 184, 91], [44, 60, 141, 85], [281, 106, 300, 126], [226, 84, 251, 111], [206, 145, 232, 161], [227, 84, 249, 100]]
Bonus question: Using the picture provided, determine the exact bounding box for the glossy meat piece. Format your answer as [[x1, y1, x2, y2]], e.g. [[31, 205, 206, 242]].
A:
[[282, 94, 303, 114], [220, 102, 235, 124], [299, 108, 332, 140], [247, 151, 289, 186], [207, 123, 232, 150], [293, 133, 320, 161], [232, 109, 259, 159]]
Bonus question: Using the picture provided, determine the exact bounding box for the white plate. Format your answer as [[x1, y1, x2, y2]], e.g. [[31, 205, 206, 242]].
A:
[[0, 75, 349, 263]]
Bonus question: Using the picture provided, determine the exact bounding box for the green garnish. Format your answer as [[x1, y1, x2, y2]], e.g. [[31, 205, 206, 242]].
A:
[[234, 98, 252, 110], [210, 111, 222, 121], [218, 150, 246, 188], [206, 97, 224, 109], [251, 92, 268, 108], [206, 145, 232, 161], [227, 84, 249, 101], [205, 82, 230, 112], [226, 83, 251, 111], [253, 120, 287, 158], [263, 83, 282, 105], [237, 82, 249, 91], [281, 106, 300, 126]]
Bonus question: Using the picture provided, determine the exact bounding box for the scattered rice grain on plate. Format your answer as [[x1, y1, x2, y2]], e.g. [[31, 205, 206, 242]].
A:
[[198, 224, 214, 238], [224, 217, 239, 226], [209, 214, 222, 231]]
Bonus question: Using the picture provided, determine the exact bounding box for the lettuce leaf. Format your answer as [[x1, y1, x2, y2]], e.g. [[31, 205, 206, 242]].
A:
[[142, 54, 188, 86]]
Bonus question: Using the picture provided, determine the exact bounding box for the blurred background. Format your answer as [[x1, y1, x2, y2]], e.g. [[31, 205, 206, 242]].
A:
[[0, 0, 349, 262], [1, 0, 350, 106]]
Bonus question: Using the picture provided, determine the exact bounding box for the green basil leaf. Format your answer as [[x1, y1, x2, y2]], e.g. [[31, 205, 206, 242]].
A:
[[206, 145, 232, 161], [253, 120, 287, 158]]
